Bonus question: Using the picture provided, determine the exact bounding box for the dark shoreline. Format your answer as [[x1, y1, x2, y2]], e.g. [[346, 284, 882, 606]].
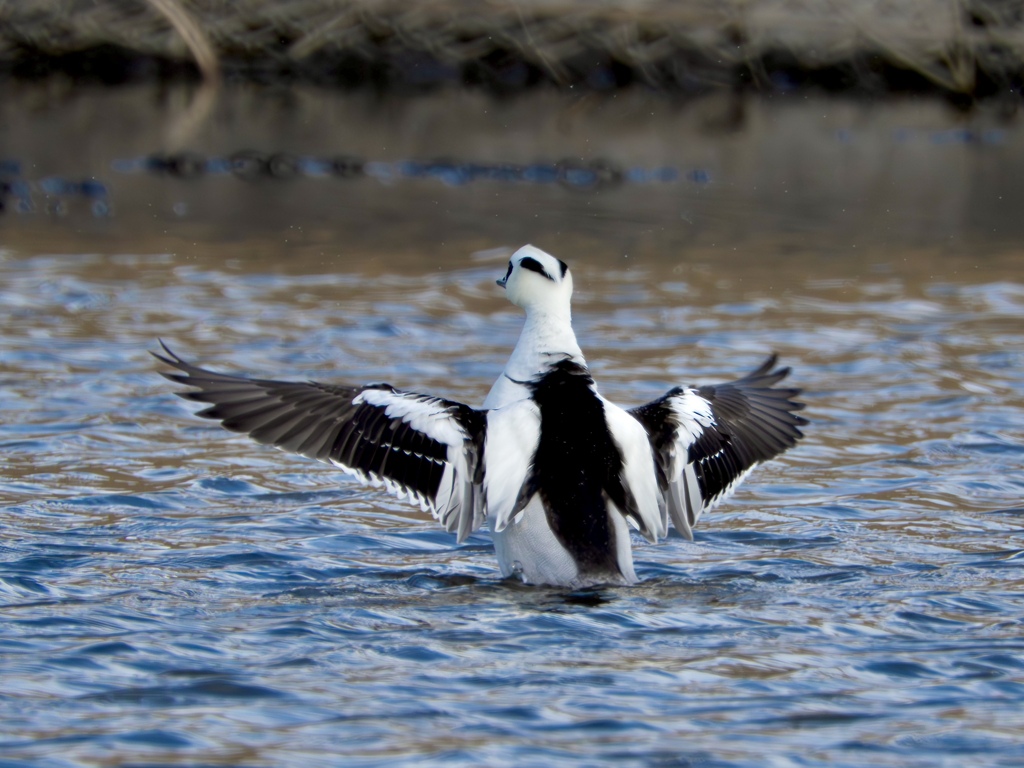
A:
[[2, 0, 1024, 104]]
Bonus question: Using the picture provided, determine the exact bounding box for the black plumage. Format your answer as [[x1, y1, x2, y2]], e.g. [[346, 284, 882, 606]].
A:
[[524, 358, 637, 578]]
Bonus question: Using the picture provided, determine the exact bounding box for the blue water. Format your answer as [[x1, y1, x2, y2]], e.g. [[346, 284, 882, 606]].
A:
[[1, 250, 1022, 767], [2, 85, 1024, 766]]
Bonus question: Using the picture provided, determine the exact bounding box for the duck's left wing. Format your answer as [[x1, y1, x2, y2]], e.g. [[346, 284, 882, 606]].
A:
[[629, 354, 807, 540], [154, 342, 488, 542]]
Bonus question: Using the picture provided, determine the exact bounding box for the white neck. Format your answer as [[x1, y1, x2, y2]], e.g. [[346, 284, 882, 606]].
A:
[[503, 307, 585, 381]]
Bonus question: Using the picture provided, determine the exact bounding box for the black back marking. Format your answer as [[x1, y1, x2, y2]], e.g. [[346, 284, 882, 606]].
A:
[[558, 259, 569, 278], [527, 359, 629, 577], [519, 256, 554, 281]]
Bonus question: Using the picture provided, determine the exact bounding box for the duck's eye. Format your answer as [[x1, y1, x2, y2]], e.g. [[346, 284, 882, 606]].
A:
[[504, 262, 514, 282]]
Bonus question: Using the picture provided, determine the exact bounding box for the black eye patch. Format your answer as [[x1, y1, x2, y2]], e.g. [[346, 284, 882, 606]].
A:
[[503, 261, 514, 282], [519, 256, 554, 281]]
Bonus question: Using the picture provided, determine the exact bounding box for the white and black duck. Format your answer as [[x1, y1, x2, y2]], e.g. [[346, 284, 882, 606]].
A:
[[155, 245, 807, 587]]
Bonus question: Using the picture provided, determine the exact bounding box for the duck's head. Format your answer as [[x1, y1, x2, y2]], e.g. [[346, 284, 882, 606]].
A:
[[497, 245, 573, 315]]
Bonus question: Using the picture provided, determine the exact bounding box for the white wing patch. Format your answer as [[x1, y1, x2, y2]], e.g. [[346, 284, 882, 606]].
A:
[[354, 388, 469, 446], [484, 400, 541, 533], [602, 399, 667, 542], [669, 389, 716, 445], [660, 390, 718, 539]]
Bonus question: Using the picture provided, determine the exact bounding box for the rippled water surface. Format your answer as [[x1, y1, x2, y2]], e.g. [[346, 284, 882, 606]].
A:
[[2, 85, 1024, 767]]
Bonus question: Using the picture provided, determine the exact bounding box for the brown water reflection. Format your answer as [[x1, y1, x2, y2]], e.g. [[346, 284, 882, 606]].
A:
[[3, 83, 1024, 266]]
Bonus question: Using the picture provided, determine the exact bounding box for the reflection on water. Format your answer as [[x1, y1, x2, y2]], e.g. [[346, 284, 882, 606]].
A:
[[1, 84, 1023, 767], [4, 82, 1024, 263]]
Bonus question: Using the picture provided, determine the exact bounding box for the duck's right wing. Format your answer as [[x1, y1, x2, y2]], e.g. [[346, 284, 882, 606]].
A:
[[154, 342, 490, 542], [629, 354, 807, 540]]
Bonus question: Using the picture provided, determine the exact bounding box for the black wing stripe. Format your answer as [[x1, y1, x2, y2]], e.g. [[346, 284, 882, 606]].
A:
[[337, 418, 380, 474], [405, 425, 447, 463], [329, 420, 361, 466], [696, 450, 739, 502], [367, 405, 397, 444]]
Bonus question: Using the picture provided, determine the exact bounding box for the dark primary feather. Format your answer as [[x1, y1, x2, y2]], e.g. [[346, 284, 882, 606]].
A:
[[151, 341, 486, 515], [630, 354, 807, 514]]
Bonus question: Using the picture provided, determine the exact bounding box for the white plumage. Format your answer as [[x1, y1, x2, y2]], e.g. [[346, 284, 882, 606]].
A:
[[156, 244, 806, 587]]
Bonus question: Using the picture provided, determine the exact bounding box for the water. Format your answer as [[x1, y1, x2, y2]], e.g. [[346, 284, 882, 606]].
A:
[[1, 84, 1024, 767]]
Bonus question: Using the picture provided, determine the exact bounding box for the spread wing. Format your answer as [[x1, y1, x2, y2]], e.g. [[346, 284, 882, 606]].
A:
[[629, 354, 807, 540], [153, 341, 489, 542]]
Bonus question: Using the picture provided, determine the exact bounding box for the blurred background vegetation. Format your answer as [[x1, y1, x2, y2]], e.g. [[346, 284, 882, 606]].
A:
[[2, 0, 1023, 99]]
